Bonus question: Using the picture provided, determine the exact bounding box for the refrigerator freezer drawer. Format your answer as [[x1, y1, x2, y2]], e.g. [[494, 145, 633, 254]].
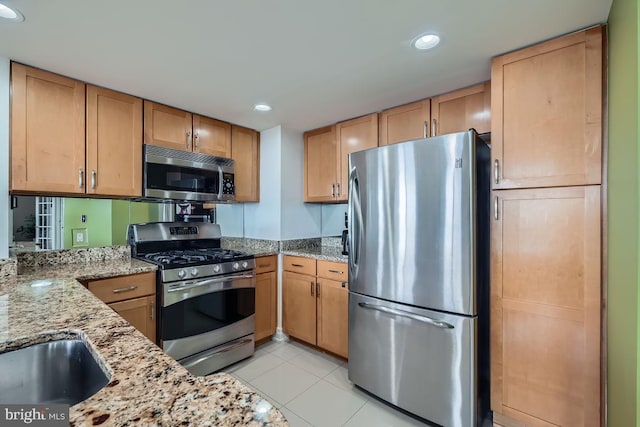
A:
[[348, 292, 477, 427]]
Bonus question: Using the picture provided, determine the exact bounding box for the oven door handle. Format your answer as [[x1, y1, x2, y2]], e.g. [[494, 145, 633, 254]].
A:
[[164, 273, 255, 307], [168, 273, 255, 293]]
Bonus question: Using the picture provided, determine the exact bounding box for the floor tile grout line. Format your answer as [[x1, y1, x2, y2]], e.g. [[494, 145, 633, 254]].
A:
[[281, 406, 318, 427], [278, 371, 323, 407], [340, 399, 369, 427]]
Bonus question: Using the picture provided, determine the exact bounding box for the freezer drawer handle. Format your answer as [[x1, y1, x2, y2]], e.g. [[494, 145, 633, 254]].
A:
[[358, 302, 455, 329]]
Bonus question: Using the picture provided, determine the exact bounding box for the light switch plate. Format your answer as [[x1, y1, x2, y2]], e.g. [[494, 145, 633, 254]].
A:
[[72, 228, 88, 247]]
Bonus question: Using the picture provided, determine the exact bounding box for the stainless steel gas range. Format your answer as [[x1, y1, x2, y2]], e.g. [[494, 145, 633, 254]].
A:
[[128, 222, 255, 376]]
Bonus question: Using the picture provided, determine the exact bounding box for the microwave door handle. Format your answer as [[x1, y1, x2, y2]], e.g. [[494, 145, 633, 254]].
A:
[[218, 165, 223, 199]]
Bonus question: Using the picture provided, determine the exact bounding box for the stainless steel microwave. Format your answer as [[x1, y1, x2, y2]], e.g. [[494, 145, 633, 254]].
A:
[[143, 144, 235, 202]]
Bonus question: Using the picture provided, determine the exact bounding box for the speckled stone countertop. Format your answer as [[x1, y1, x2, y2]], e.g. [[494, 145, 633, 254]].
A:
[[0, 259, 287, 426], [282, 246, 348, 263]]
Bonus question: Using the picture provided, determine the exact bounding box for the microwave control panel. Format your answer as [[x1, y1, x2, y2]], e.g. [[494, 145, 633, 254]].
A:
[[222, 173, 235, 195]]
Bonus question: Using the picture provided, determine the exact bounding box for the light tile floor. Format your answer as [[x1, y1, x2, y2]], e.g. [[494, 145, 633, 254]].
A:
[[223, 340, 428, 427]]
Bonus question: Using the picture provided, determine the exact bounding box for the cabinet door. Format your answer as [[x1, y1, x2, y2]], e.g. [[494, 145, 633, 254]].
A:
[[379, 100, 431, 145], [143, 101, 193, 151], [255, 271, 277, 341], [336, 113, 378, 201], [86, 86, 142, 197], [283, 271, 316, 345], [304, 126, 338, 202], [231, 125, 260, 202], [11, 63, 85, 194], [109, 295, 156, 343], [491, 186, 601, 426], [431, 82, 490, 136], [316, 278, 348, 358], [193, 115, 231, 158], [491, 26, 603, 189]]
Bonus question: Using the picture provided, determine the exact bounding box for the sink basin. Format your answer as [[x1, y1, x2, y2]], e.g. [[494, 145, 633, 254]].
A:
[[0, 339, 110, 405]]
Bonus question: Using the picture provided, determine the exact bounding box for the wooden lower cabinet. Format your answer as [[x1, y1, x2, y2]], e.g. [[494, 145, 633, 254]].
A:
[[85, 272, 157, 343], [255, 256, 277, 341], [316, 278, 348, 358], [491, 186, 601, 426], [283, 256, 349, 358], [283, 270, 317, 345], [109, 295, 156, 342]]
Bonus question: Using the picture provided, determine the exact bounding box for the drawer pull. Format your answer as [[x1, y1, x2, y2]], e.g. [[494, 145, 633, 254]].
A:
[[328, 269, 344, 274], [292, 263, 305, 268], [310, 281, 314, 296], [112, 285, 138, 294], [258, 263, 271, 268]]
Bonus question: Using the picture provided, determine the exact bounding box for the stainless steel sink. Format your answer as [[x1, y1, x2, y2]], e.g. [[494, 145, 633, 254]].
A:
[[0, 339, 110, 405]]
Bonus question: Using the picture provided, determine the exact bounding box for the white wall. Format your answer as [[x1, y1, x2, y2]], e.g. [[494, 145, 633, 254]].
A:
[[216, 203, 244, 237], [280, 127, 321, 239], [243, 126, 282, 240], [0, 57, 10, 259], [321, 204, 348, 237]]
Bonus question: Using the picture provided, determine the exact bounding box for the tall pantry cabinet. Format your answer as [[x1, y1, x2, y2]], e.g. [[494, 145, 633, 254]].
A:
[[490, 26, 604, 427]]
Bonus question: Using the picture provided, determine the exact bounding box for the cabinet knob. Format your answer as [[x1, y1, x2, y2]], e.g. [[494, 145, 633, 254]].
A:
[[78, 169, 84, 188], [91, 170, 97, 189], [187, 130, 193, 149], [494, 159, 500, 184]]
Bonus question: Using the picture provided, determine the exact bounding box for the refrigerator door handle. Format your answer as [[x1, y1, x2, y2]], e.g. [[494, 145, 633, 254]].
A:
[[357, 302, 455, 330], [349, 166, 363, 278]]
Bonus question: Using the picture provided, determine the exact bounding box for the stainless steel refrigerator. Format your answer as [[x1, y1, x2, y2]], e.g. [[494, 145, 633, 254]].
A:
[[348, 130, 490, 427]]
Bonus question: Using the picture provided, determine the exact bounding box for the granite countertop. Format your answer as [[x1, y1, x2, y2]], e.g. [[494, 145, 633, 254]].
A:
[[282, 246, 348, 263], [0, 259, 287, 426]]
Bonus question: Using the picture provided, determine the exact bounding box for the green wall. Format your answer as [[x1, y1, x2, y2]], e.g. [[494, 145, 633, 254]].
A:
[[63, 199, 164, 248], [607, 0, 640, 425], [63, 198, 113, 248]]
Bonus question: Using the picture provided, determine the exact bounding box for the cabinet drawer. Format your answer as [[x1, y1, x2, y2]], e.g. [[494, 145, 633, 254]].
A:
[[317, 260, 348, 282], [283, 256, 316, 275], [255, 255, 277, 274], [87, 272, 155, 304]]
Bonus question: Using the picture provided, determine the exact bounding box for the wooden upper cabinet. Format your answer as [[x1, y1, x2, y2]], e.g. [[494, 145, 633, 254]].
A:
[[304, 126, 338, 202], [316, 278, 348, 358], [11, 63, 86, 194], [336, 113, 378, 201], [491, 186, 601, 426], [231, 125, 260, 202], [143, 101, 193, 151], [86, 86, 142, 197], [379, 99, 431, 145], [193, 115, 231, 158], [431, 82, 490, 136], [491, 26, 603, 189]]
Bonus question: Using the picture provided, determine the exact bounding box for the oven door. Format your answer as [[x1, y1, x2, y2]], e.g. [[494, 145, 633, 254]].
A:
[[144, 144, 235, 202], [161, 272, 255, 361]]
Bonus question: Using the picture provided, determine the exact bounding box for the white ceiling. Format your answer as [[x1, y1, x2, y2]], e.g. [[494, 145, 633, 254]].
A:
[[0, 0, 612, 132]]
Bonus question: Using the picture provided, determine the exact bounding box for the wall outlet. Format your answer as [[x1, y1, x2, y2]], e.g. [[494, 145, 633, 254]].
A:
[[72, 228, 88, 247]]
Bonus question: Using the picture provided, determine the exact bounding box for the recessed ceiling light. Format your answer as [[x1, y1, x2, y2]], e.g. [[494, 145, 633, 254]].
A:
[[412, 33, 440, 50], [253, 103, 272, 112], [0, 2, 24, 21]]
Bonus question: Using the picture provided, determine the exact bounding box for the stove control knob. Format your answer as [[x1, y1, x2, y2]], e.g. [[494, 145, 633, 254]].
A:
[[177, 270, 186, 279], [233, 262, 240, 270], [190, 268, 198, 277], [213, 265, 221, 273], [242, 261, 248, 269]]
